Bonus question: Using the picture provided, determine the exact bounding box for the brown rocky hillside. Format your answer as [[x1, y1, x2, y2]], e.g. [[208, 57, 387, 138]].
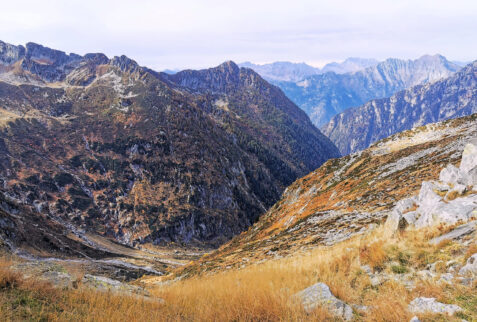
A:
[[0, 41, 339, 258]]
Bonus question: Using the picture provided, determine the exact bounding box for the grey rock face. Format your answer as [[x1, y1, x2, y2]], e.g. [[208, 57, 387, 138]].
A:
[[294, 282, 353, 320], [408, 297, 462, 316], [0, 41, 25, 65], [323, 61, 477, 155]]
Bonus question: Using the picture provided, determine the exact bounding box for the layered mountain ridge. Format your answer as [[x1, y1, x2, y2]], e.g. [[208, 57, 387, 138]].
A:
[[323, 60, 477, 155], [273, 55, 460, 127], [0, 40, 339, 257]]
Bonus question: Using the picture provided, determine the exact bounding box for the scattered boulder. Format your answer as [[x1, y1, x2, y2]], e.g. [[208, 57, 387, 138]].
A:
[[459, 253, 477, 276], [409, 316, 421, 322], [416, 270, 436, 281], [408, 297, 462, 316], [294, 282, 353, 320], [438, 273, 454, 284]]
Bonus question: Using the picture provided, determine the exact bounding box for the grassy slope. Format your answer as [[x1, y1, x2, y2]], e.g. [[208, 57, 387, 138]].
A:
[[1, 224, 475, 321]]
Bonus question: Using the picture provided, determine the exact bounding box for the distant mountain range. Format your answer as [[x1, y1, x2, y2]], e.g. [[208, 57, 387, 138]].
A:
[[270, 55, 461, 127], [0, 40, 339, 255], [238, 57, 378, 82], [322, 61, 477, 155]]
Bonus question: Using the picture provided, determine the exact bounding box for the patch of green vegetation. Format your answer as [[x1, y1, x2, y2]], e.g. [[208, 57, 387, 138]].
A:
[[391, 265, 408, 274]]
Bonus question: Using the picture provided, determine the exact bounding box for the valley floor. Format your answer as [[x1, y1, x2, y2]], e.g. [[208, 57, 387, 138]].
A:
[[1, 222, 476, 321]]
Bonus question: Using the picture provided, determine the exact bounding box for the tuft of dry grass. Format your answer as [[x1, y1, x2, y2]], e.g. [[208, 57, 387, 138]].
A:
[[359, 240, 388, 271], [464, 242, 477, 261]]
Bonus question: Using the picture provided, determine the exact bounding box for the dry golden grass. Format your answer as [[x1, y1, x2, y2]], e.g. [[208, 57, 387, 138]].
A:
[[0, 223, 475, 321]]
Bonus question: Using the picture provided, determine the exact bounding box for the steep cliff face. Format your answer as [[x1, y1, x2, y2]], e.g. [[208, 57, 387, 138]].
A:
[[274, 55, 460, 127], [0, 41, 339, 252], [322, 61, 477, 155], [178, 114, 477, 275]]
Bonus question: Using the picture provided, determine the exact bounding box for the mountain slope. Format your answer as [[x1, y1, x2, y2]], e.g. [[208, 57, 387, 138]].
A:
[[322, 61, 477, 155], [0, 40, 339, 255], [177, 114, 477, 275], [275, 55, 460, 127]]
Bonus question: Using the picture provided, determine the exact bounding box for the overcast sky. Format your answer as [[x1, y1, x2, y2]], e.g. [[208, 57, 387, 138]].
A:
[[1, 0, 476, 70]]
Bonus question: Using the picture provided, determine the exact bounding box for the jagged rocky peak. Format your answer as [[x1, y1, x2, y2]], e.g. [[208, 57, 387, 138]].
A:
[[217, 60, 240, 75], [83, 53, 109, 65], [110, 55, 142, 74], [165, 60, 244, 94]]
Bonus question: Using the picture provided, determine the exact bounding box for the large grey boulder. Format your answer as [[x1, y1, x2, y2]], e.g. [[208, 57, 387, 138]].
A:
[[422, 195, 477, 227], [439, 143, 477, 187], [408, 297, 462, 316], [294, 282, 353, 320], [459, 253, 477, 276]]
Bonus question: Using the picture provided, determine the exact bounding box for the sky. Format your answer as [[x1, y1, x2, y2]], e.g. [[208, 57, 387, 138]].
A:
[[1, 0, 476, 71]]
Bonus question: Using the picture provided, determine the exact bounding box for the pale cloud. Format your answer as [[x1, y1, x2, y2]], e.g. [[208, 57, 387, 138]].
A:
[[1, 0, 476, 70]]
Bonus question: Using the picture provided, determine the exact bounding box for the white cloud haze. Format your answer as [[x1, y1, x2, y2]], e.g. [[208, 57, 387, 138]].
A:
[[1, 0, 476, 70]]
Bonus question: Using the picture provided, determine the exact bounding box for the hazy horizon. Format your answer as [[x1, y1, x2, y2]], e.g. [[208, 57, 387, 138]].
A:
[[1, 0, 476, 71]]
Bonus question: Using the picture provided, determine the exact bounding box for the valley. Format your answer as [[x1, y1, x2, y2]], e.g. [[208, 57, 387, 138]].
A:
[[0, 38, 476, 321]]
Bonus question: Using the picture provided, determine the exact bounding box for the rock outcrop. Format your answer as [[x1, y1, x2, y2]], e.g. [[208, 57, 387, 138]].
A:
[[408, 297, 462, 316], [385, 142, 477, 232], [294, 282, 353, 320]]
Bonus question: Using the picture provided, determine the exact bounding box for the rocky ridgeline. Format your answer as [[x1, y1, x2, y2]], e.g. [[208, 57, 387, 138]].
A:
[[386, 141, 477, 232]]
